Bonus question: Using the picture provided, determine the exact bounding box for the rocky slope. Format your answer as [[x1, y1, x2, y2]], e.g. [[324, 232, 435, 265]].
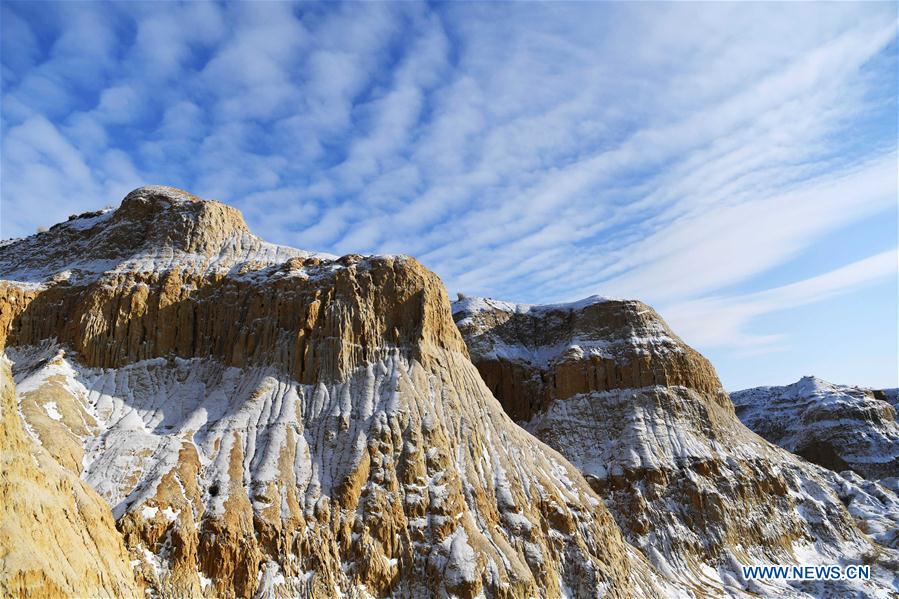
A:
[[1, 187, 672, 599], [453, 296, 899, 597], [731, 377, 899, 480], [0, 356, 141, 598]]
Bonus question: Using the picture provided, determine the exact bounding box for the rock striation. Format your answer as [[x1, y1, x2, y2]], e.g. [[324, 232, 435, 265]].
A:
[[1, 187, 668, 599], [453, 296, 899, 597], [731, 377, 899, 481]]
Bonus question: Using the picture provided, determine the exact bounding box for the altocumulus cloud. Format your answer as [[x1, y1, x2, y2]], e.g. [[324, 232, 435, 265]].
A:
[[1, 2, 896, 383]]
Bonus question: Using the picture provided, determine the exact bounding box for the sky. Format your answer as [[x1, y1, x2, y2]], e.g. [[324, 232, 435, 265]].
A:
[[1, 1, 896, 390]]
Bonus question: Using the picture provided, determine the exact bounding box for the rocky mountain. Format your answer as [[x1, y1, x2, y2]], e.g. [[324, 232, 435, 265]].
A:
[[731, 377, 899, 481], [1, 187, 672, 599], [452, 296, 899, 597], [1, 186, 896, 598]]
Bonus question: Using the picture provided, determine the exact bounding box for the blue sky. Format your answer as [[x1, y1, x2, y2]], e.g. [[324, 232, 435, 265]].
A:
[[1, 1, 896, 390]]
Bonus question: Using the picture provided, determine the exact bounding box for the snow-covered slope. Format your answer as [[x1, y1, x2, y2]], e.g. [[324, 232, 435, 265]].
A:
[[731, 377, 899, 480], [0, 185, 332, 287], [453, 296, 899, 598]]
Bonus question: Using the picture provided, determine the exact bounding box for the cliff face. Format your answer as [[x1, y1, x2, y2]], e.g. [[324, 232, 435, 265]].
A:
[[732, 377, 899, 481], [0, 187, 665, 599], [453, 296, 899, 596], [452, 296, 725, 422], [0, 356, 141, 599]]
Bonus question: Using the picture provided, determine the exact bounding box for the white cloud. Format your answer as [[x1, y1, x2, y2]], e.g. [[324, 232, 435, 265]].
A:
[[663, 249, 898, 350], [595, 155, 897, 304]]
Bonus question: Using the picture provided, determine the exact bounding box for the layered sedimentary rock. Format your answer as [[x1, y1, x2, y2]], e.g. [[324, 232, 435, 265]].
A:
[[453, 296, 899, 596], [0, 357, 141, 598], [1, 187, 666, 599], [452, 296, 723, 422], [732, 377, 899, 480]]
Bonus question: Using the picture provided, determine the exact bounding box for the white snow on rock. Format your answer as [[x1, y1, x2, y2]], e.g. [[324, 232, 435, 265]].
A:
[[732, 376, 899, 480], [452, 294, 680, 369], [43, 401, 62, 421], [0, 186, 338, 286]]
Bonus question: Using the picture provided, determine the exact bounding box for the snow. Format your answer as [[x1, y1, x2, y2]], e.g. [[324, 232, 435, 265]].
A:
[[254, 561, 285, 599], [441, 527, 478, 587], [162, 506, 179, 522], [64, 208, 115, 231], [453, 294, 682, 370], [142, 506, 159, 519], [452, 294, 612, 317], [732, 376, 899, 479], [0, 187, 340, 286], [198, 572, 212, 590], [43, 401, 62, 421]]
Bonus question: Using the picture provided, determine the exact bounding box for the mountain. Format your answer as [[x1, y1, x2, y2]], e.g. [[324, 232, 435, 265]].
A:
[[1, 187, 669, 598], [731, 377, 899, 550], [2, 186, 896, 598], [452, 296, 899, 596], [731, 377, 899, 481], [873, 388, 899, 411]]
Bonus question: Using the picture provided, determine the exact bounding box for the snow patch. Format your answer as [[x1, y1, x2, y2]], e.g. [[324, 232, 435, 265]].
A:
[[43, 401, 62, 421]]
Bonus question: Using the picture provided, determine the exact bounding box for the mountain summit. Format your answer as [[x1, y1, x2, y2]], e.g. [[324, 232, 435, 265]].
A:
[[732, 376, 899, 480], [0, 186, 325, 286]]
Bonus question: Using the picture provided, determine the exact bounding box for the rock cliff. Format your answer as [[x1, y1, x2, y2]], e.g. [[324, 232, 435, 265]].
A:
[[1, 187, 667, 599], [732, 377, 899, 480], [453, 296, 899, 596]]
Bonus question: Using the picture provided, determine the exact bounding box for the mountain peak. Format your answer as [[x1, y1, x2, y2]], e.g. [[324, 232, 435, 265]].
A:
[[0, 186, 325, 285], [116, 185, 249, 239]]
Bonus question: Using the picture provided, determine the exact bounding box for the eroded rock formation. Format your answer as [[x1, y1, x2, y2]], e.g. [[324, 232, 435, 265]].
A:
[[1, 187, 665, 599], [732, 377, 899, 481], [453, 295, 899, 596], [0, 357, 142, 598], [2, 186, 896, 598]]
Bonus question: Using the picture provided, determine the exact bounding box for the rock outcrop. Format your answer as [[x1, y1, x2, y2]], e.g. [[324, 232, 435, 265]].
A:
[[0, 356, 141, 598], [732, 377, 899, 481], [452, 296, 723, 422], [1, 187, 666, 599], [453, 296, 899, 596]]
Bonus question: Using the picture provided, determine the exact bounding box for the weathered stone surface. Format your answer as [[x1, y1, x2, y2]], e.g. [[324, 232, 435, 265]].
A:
[[732, 376, 899, 480], [4, 186, 896, 598], [0, 357, 142, 599], [453, 295, 899, 596], [0, 187, 664, 599], [452, 296, 724, 421]]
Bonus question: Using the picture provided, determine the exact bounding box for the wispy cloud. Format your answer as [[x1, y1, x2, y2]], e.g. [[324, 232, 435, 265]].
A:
[[663, 249, 897, 351]]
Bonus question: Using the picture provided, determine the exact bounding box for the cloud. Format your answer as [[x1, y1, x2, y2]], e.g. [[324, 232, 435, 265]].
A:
[[663, 249, 898, 351], [595, 155, 897, 304]]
